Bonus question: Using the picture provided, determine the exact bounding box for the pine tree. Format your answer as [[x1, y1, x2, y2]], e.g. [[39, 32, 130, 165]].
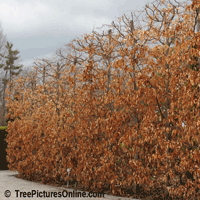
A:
[[0, 41, 23, 86], [0, 41, 23, 125]]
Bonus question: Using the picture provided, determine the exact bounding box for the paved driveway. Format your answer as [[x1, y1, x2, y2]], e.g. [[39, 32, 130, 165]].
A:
[[0, 170, 139, 200]]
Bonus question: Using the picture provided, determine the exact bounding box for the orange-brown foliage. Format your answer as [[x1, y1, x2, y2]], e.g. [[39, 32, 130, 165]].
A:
[[4, 0, 200, 199]]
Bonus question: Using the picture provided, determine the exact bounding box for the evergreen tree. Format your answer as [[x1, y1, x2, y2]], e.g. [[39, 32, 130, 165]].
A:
[[0, 41, 23, 125], [0, 41, 23, 87]]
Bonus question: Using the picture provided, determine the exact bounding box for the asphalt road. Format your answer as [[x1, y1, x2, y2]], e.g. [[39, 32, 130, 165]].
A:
[[0, 170, 140, 200]]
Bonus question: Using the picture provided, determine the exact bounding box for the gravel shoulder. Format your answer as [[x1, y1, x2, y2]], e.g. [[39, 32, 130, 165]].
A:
[[0, 170, 140, 200]]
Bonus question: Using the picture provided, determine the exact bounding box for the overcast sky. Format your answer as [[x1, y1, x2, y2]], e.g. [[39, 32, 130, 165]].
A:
[[0, 0, 153, 74]]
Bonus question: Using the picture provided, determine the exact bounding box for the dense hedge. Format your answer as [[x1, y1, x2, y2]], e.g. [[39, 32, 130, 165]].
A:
[[5, 92, 21, 125]]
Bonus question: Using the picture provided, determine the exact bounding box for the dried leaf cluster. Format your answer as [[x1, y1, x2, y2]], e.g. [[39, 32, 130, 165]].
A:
[[4, 0, 200, 198]]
